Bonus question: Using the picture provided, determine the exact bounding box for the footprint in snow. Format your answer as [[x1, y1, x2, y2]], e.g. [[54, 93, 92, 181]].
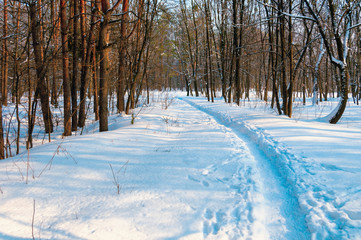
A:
[[187, 175, 200, 183], [202, 180, 210, 187], [204, 208, 213, 220]]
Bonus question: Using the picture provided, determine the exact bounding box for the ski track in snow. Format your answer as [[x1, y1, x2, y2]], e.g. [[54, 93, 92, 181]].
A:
[[0, 97, 312, 239], [179, 98, 310, 240], [181, 97, 361, 240]]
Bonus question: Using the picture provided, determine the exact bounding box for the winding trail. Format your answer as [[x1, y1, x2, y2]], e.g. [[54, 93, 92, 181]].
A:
[[178, 98, 310, 239]]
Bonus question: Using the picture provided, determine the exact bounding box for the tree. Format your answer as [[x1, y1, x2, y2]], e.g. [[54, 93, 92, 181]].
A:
[[98, 0, 122, 131], [60, 0, 71, 136], [0, 102, 3, 159], [71, 0, 80, 131], [78, 0, 99, 127], [303, 0, 353, 123], [29, 0, 54, 134], [117, 0, 130, 113], [1, 0, 8, 106]]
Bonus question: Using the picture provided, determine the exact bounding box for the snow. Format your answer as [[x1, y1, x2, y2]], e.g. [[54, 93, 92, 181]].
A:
[[0, 92, 361, 239]]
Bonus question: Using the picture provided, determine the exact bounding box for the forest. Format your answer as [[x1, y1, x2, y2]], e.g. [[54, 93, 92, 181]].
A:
[[0, 0, 361, 160], [1, 1, 361, 239]]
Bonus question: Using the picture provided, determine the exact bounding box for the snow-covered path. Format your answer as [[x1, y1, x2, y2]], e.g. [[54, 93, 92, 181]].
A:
[[176, 98, 309, 239], [0, 98, 309, 239]]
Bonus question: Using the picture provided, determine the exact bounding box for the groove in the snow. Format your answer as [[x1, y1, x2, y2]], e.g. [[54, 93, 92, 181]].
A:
[[181, 97, 310, 239]]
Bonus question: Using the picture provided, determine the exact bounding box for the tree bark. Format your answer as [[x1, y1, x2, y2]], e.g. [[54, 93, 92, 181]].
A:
[[205, 0, 214, 102], [29, 1, 54, 134], [117, 0, 129, 113], [99, 0, 111, 131], [2, 0, 8, 106], [51, 0, 59, 107], [79, 0, 98, 127], [60, 0, 72, 136], [233, 0, 240, 105], [287, 1, 294, 118], [279, 0, 288, 116], [71, 0, 80, 131]]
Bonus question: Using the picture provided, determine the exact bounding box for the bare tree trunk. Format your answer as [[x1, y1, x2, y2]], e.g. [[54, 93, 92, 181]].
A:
[[2, 0, 8, 106], [279, 0, 288, 116], [233, 0, 240, 105], [125, 0, 147, 114], [117, 0, 129, 113], [0, 0, 4, 156], [219, 0, 227, 101], [99, 0, 110, 131], [205, 0, 213, 102], [71, 0, 79, 131], [60, 0, 72, 136], [267, 3, 281, 114], [0, 0, 4, 155], [287, 1, 294, 118], [313, 40, 325, 105], [79, 0, 98, 127], [29, 1, 53, 134], [14, 1, 21, 154], [51, 0, 59, 107], [180, 0, 196, 98], [191, 0, 199, 97], [0, 103, 3, 159], [98, 0, 122, 130], [93, 42, 99, 121], [26, 13, 33, 149]]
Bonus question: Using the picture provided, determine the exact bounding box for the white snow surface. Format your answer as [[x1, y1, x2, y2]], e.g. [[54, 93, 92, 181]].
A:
[[0, 92, 360, 239]]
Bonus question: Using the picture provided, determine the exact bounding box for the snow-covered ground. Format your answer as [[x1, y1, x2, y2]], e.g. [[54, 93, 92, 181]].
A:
[[0, 92, 360, 239]]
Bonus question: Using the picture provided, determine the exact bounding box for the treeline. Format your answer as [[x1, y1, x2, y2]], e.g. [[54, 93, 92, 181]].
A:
[[0, 0, 178, 159], [172, 0, 361, 121]]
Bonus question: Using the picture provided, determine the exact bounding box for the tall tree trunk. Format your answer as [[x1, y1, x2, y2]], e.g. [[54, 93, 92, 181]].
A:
[[14, 1, 21, 154], [26, 13, 34, 149], [93, 42, 99, 121], [98, 0, 122, 130], [233, 0, 240, 105], [71, 0, 80, 131], [99, 1, 110, 131], [220, 0, 227, 101], [313, 40, 325, 105], [29, 1, 54, 134], [279, 0, 288, 116], [287, 1, 294, 118], [190, 0, 199, 97], [0, 103, 3, 159], [79, 0, 98, 127], [99, 0, 122, 130], [205, 0, 213, 102], [51, 0, 59, 106], [117, 0, 129, 113], [60, 0, 72, 136], [180, 0, 196, 98], [239, 0, 245, 101], [267, 3, 281, 114], [2, 0, 8, 106]]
